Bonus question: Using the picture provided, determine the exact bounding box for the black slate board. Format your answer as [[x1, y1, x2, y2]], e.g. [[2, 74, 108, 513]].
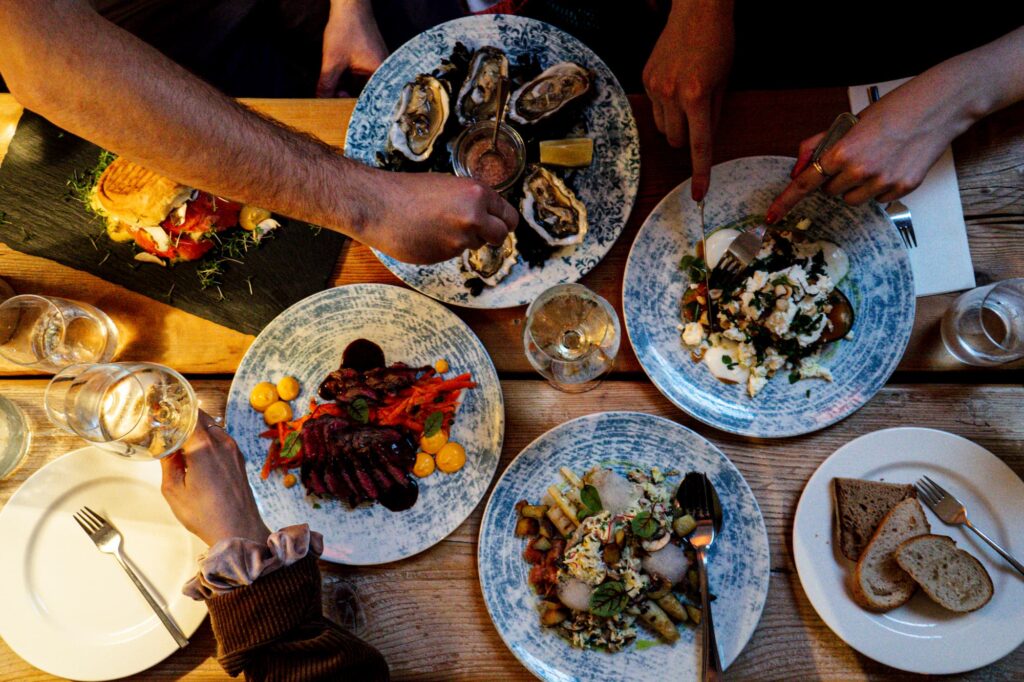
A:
[[0, 112, 346, 335]]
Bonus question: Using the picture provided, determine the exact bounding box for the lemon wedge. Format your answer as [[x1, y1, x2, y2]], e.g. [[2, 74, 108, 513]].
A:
[[539, 138, 594, 167]]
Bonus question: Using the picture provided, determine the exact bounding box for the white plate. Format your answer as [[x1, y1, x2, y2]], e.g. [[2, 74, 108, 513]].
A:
[[0, 447, 207, 681], [793, 428, 1024, 674]]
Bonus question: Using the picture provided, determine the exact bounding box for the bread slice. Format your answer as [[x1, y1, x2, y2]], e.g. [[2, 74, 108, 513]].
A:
[[833, 478, 916, 561], [90, 157, 193, 228], [851, 497, 930, 611], [895, 535, 994, 613]]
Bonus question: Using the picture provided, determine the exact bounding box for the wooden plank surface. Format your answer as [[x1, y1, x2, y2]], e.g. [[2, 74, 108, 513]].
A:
[[2, 379, 1022, 680], [1, 93, 1021, 376]]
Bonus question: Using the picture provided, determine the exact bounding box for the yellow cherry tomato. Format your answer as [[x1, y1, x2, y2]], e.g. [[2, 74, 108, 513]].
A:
[[412, 452, 436, 478], [434, 358, 449, 374], [277, 376, 300, 401], [263, 400, 293, 426], [420, 429, 448, 454], [283, 473, 297, 488], [436, 442, 466, 474], [250, 381, 279, 412], [239, 205, 272, 231]]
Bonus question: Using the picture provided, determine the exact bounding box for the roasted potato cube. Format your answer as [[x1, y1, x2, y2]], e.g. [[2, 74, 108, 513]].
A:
[[521, 504, 549, 519], [685, 604, 702, 625], [515, 517, 539, 537]]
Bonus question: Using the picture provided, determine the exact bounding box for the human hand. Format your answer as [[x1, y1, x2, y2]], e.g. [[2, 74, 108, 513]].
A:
[[358, 171, 519, 264], [766, 81, 960, 223], [160, 410, 270, 547], [642, 0, 734, 200], [317, 0, 388, 97]]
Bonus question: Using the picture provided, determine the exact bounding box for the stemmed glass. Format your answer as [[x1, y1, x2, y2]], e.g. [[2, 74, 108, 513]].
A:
[[44, 362, 198, 459], [524, 283, 621, 393]]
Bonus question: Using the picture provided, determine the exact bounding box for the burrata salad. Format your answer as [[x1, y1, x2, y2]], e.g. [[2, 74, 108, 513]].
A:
[[679, 218, 855, 397], [515, 466, 708, 652]]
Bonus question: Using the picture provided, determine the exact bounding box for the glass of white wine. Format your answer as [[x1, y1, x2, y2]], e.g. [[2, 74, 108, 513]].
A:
[[524, 283, 621, 393], [0, 295, 118, 372], [44, 362, 198, 459]]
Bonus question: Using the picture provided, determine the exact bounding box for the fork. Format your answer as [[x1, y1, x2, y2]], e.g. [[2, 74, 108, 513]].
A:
[[681, 474, 723, 682], [915, 477, 1024, 576], [887, 200, 917, 248], [73, 506, 190, 647]]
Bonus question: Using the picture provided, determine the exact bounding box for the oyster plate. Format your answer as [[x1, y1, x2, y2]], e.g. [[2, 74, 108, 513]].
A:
[[346, 15, 640, 309]]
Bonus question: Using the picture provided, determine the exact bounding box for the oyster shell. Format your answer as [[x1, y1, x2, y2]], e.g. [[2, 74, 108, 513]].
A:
[[388, 74, 450, 162], [508, 62, 591, 125], [462, 232, 518, 287], [456, 46, 509, 124], [520, 166, 587, 247]]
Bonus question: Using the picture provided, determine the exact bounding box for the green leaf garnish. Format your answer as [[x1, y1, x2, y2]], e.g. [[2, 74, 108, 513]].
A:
[[635, 639, 660, 651], [280, 431, 302, 460], [423, 411, 444, 437], [589, 581, 628, 617], [721, 354, 738, 370], [580, 484, 603, 513], [348, 397, 369, 424], [631, 511, 658, 539]]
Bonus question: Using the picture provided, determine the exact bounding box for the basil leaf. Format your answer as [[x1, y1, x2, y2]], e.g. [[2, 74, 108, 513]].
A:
[[580, 484, 602, 513], [348, 397, 369, 424], [423, 411, 444, 437], [279, 431, 302, 460], [631, 511, 658, 539], [589, 581, 628, 617], [576, 508, 591, 522]]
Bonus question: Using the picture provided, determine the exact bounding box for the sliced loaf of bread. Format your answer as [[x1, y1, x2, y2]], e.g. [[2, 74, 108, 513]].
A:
[[851, 497, 930, 611], [833, 477, 916, 561], [895, 534, 994, 613]]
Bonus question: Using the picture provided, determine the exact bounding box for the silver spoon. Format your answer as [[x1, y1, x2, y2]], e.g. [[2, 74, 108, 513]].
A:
[[479, 77, 509, 165]]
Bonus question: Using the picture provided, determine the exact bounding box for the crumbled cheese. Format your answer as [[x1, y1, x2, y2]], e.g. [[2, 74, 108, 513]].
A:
[[799, 357, 834, 382], [682, 321, 704, 346]]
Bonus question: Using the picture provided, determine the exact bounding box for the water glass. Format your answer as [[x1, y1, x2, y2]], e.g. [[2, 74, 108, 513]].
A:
[[44, 362, 198, 459], [941, 279, 1024, 366], [0, 295, 118, 372], [524, 283, 620, 393], [0, 394, 30, 479]]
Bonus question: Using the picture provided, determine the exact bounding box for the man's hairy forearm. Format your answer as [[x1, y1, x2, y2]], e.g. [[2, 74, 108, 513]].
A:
[[0, 0, 379, 237]]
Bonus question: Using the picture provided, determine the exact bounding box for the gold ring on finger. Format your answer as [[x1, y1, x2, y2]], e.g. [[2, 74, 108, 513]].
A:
[[812, 159, 833, 178]]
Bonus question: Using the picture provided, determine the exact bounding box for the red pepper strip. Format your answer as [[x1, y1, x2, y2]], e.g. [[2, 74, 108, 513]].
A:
[[261, 439, 281, 480]]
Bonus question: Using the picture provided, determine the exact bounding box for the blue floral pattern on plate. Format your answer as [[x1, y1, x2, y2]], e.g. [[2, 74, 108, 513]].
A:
[[478, 411, 769, 681], [225, 284, 504, 565], [623, 156, 915, 438], [345, 15, 640, 309]]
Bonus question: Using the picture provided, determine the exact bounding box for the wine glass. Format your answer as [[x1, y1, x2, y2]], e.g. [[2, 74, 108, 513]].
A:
[[524, 283, 620, 393], [44, 362, 198, 459]]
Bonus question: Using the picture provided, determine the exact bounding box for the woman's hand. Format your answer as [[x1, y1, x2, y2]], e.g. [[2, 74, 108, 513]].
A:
[[160, 411, 270, 547], [357, 171, 519, 264], [317, 0, 388, 98], [643, 0, 734, 201]]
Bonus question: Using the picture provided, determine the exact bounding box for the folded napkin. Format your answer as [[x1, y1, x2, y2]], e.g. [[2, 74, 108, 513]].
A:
[[848, 78, 976, 297]]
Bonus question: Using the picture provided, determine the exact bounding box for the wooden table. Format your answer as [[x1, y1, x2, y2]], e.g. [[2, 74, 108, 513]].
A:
[[0, 91, 1022, 681]]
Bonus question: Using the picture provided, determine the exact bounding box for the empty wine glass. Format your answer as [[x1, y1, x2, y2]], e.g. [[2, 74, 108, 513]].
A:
[[0, 295, 118, 372], [44, 362, 198, 459], [0, 394, 30, 480], [941, 279, 1024, 366], [524, 283, 621, 393]]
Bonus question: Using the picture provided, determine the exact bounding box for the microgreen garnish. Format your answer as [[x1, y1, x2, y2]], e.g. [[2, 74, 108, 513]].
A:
[[589, 581, 628, 617], [348, 398, 370, 424], [423, 410, 444, 437]]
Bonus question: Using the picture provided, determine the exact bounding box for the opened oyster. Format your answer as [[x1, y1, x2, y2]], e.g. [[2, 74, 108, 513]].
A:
[[388, 74, 450, 162], [462, 232, 518, 287], [508, 62, 591, 125], [456, 46, 509, 124], [521, 166, 587, 247]]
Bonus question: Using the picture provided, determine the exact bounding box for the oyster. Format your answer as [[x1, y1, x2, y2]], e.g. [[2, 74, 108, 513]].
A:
[[508, 62, 591, 125], [388, 74, 450, 162], [456, 46, 509, 124], [520, 166, 587, 247], [462, 232, 518, 287]]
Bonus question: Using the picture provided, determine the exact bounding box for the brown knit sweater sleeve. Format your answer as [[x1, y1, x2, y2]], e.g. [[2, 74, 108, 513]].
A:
[[206, 554, 389, 681]]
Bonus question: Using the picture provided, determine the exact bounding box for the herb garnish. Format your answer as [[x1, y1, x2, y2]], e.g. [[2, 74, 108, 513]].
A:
[[589, 581, 628, 617], [348, 397, 370, 424], [280, 431, 302, 460], [423, 411, 444, 437], [631, 511, 658, 538]]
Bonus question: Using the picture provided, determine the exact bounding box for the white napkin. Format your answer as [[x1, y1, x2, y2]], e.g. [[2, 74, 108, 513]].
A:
[[848, 78, 975, 297]]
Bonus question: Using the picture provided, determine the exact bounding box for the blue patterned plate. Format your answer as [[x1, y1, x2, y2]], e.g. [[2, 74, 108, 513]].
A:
[[225, 284, 504, 565], [345, 15, 640, 308], [623, 156, 915, 438], [478, 412, 769, 681]]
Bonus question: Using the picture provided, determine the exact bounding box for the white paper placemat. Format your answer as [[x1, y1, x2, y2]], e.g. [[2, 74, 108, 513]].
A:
[[849, 78, 975, 297]]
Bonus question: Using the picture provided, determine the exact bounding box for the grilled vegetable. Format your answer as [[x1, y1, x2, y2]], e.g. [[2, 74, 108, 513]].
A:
[[516, 517, 539, 537], [520, 504, 549, 519], [637, 599, 680, 643], [656, 594, 688, 623]]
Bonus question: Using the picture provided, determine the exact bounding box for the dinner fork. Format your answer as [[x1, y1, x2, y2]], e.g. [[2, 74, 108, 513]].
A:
[[73, 506, 190, 647], [679, 473, 723, 682], [887, 200, 917, 248], [915, 477, 1024, 576]]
